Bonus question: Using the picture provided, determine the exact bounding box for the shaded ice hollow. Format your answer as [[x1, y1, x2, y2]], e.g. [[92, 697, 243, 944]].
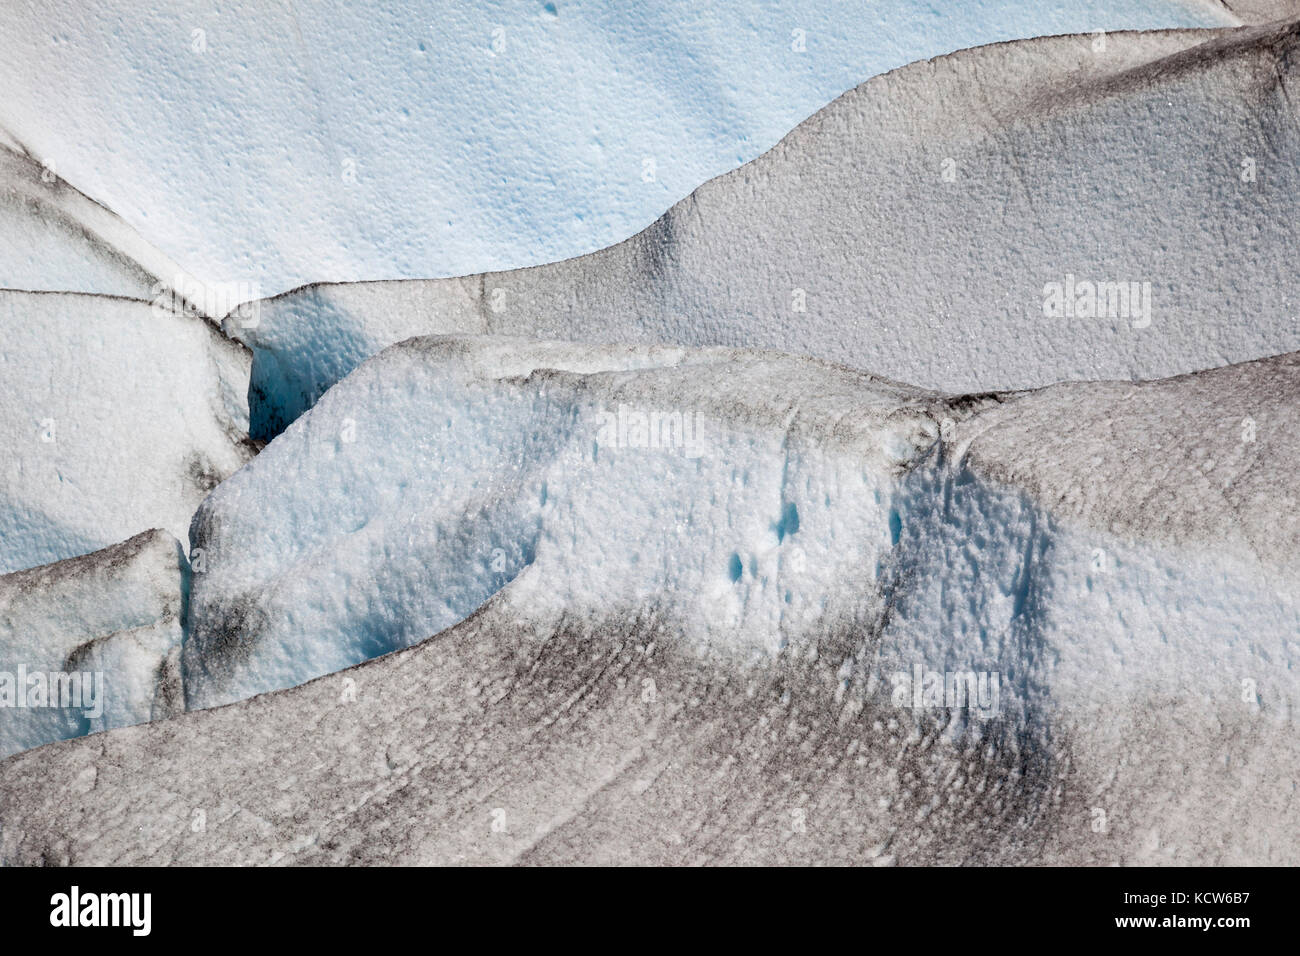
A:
[[2, 5, 1300, 866]]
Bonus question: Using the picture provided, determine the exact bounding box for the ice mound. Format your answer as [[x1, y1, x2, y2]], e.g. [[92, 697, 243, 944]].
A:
[[0, 529, 187, 758], [872, 354, 1300, 865], [0, 290, 255, 573], [0, 1, 1230, 297], [231, 21, 1300, 439], [4, 341, 1297, 864], [183, 335, 947, 709]]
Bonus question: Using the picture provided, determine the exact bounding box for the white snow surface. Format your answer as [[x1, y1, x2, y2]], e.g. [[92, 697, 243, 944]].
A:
[[0, 529, 186, 758], [230, 21, 1300, 438], [0, 1, 1231, 297], [0, 291, 254, 574]]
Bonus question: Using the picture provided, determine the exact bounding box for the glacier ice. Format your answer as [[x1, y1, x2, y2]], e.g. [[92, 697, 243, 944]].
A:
[[183, 336, 945, 709], [230, 22, 1300, 440], [0, 0, 1230, 297], [3, 338, 1297, 863], [0, 529, 187, 758], [2, 9, 1300, 869], [0, 290, 255, 573], [0, 132, 220, 303]]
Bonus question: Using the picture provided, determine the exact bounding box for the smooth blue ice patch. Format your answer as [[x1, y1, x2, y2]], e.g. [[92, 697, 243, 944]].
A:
[[774, 501, 800, 542]]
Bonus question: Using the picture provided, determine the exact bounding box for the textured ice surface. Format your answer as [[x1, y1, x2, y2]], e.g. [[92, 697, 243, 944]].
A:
[[0, 290, 254, 573], [0, 529, 186, 758], [183, 336, 944, 709], [3, 5, 1300, 866], [1216, 0, 1300, 18], [4, 341, 1297, 864], [232, 22, 1300, 438], [0, 1, 1230, 296], [0, 138, 200, 299]]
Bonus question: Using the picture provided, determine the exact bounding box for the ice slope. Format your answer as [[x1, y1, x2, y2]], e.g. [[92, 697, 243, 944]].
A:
[[183, 336, 946, 709], [0, 529, 187, 759], [0, 132, 218, 302], [0, 290, 255, 573], [1215, 0, 1300, 19], [5, 340, 1297, 864], [0, 1, 1231, 297], [873, 358, 1300, 865], [228, 21, 1300, 439]]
